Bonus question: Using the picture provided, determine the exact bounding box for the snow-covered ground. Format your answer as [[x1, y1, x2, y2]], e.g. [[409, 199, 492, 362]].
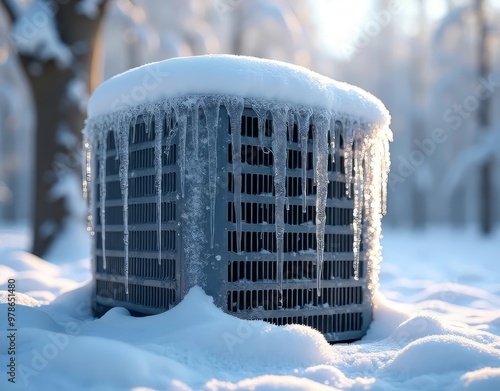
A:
[[0, 223, 499, 391]]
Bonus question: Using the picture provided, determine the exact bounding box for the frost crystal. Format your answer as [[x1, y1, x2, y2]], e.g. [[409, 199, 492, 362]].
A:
[[297, 108, 312, 211], [224, 97, 244, 254], [116, 113, 131, 296], [313, 111, 330, 294], [271, 105, 288, 293], [201, 96, 221, 249], [98, 129, 107, 269], [154, 107, 163, 265]]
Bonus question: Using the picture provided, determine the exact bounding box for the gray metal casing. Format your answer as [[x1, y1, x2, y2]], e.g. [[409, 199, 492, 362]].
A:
[[93, 105, 373, 342]]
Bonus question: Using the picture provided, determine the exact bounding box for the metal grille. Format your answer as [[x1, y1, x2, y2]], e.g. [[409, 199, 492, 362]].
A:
[[222, 108, 369, 341], [94, 114, 182, 315], [92, 105, 372, 341], [264, 312, 363, 335]]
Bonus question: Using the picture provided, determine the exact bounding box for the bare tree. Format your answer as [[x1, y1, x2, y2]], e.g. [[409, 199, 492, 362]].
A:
[[1, 0, 108, 256]]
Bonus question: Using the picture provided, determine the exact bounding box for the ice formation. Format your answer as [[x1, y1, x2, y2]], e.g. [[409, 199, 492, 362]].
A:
[[98, 129, 107, 269], [153, 106, 163, 265], [117, 113, 131, 295], [83, 55, 391, 298], [201, 96, 221, 248]]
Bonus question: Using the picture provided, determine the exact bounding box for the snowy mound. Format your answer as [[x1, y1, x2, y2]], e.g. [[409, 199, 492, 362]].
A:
[[87, 54, 390, 127], [0, 251, 88, 302], [1, 226, 500, 390]]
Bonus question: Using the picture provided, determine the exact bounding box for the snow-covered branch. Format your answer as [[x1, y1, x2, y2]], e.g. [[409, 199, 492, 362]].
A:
[[9, 0, 73, 67]]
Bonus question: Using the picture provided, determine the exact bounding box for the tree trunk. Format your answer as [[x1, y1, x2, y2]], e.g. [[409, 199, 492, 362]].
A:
[[12, 1, 107, 256], [410, 0, 427, 229], [477, 0, 493, 235]]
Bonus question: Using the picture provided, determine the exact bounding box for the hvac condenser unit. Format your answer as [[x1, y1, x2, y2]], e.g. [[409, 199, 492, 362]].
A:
[[84, 55, 392, 342]]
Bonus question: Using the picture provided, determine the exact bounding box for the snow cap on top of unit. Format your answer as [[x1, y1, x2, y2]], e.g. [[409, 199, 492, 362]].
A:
[[87, 54, 390, 127]]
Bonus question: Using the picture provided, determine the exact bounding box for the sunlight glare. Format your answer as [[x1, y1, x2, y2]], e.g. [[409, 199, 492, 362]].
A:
[[424, 0, 447, 21], [313, 0, 372, 59]]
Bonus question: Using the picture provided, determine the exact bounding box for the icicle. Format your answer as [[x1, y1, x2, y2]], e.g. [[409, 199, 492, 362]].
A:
[[82, 130, 88, 205], [251, 101, 267, 148], [271, 105, 288, 294], [363, 141, 373, 225], [343, 119, 355, 198], [163, 104, 176, 162], [352, 136, 365, 280], [173, 102, 189, 197], [192, 100, 200, 160], [202, 96, 221, 249], [83, 129, 95, 234], [224, 96, 244, 254], [130, 117, 137, 143], [143, 109, 150, 136], [287, 109, 295, 142], [364, 138, 384, 293], [84, 123, 98, 236], [313, 110, 330, 295], [116, 113, 131, 296], [154, 107, 164, 265], [297, 108, 312, 211], [98, 128, 107, 270], [381, 129, 392, 216], [328, 116, 336, 164]]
